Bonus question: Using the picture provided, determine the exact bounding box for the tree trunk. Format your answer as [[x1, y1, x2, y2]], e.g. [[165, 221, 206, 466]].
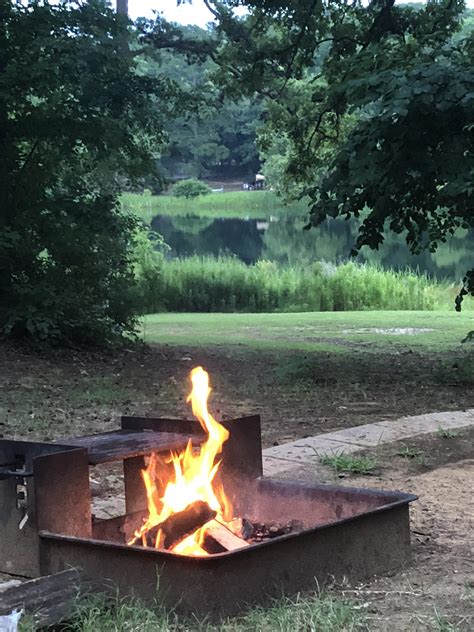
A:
[[0, 7, 14, 321], [116, 0, 128, 16], [115, 0, 130, 55], [0, 104, 14, 322]]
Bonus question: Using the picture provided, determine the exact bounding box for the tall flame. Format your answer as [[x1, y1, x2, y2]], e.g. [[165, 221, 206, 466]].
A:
[[129, 366, 231, 555]]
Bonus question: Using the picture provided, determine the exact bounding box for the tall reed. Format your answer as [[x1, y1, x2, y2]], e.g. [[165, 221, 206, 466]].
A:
[[140, 256, 449, 314]]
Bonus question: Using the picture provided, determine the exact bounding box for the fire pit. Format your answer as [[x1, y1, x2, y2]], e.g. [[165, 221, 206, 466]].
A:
[[0, 368, 416, 617]]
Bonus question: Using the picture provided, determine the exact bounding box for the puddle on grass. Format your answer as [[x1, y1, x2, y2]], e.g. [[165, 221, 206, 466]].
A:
[[342, 328, 435, 336]]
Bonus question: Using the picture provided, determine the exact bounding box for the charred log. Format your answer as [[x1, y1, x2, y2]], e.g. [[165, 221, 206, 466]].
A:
[[227, 517, 253, 540], [146, 500, 216, 549]]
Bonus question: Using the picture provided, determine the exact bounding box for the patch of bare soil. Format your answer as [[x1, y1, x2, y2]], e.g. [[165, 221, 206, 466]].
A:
[[343, 430, 474, 631], [0, 341, 473, 449]]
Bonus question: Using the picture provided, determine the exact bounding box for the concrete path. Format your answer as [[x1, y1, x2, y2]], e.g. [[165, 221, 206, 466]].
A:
[[263, 409, 474, 480]]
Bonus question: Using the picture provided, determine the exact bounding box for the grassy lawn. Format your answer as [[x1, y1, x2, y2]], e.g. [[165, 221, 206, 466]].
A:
[[136, 310, 473, 446], [45, 590, 368, 632], [142, 310, 474, 353], [121, 190, 307, 221]]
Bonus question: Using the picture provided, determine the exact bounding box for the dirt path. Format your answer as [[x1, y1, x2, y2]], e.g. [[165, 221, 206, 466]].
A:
[[332, 431, 474, 631]]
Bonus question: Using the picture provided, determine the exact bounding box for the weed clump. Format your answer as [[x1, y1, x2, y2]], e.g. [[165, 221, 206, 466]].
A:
[[319, 452, 378, 475]]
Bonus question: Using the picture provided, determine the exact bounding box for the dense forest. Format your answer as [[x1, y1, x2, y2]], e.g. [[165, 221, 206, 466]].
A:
[[150, 26, 264, 185]]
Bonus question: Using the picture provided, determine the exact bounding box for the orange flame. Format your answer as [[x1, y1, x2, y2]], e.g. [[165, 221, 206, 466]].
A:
[[129, 366, 231, 555]]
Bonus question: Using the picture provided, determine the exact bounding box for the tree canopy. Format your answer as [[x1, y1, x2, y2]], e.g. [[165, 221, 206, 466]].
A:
[[0, 0, 178, 343], [199, 0, 473, 304], [135, 23, 262, 184]]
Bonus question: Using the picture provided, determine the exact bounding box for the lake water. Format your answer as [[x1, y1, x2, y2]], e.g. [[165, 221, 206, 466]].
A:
[[151, 213, 473, 282]]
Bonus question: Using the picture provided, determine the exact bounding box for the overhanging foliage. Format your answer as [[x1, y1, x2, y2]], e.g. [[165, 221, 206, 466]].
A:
[[0, 0, 179, 344], [204, 0, 473, 307]]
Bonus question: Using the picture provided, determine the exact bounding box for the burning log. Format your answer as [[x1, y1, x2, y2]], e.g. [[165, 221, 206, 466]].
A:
[[145, 500, 216, 549], [202, 519, 250, 553]]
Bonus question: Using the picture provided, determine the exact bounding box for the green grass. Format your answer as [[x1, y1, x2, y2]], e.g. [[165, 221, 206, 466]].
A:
[[143, 257, 453, 314], [319, 453, 378, 475], [437, 427, 460, 439], [436, 355, 474, 385], [121, 190, 307, 221], [65, 378, 131, 407], [141, 310, 474, 353], [430, 611, 464, 632], [54, 589, 368, 632], [396, 445, 432, 467], [396, 445, 424, 459]]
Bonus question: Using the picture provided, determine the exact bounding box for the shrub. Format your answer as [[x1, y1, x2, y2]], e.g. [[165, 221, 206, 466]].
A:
[[0, 1, 173, 346], [1, 199, 142, 346], [171, 179, 212, 199], [131, 227, 167, 314]]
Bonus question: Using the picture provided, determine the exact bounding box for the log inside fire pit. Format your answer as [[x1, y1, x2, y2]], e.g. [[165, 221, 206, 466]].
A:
[[202, 520, 250, 553], [144, 500, 216, 549]]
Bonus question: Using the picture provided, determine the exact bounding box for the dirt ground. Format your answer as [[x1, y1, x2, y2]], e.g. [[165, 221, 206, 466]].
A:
[[339, 429, 474, 631], [1, 341, 473, 448]]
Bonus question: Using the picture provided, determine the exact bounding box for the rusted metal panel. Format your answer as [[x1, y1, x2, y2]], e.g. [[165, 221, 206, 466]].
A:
[[39, 481, 416, 618], [34, 448, 91, 539], [123, 456, 147, 515], [234, 478, 415, 527], [0, 476, 40, 577], [0, 441, 91, 577], [121, 415, 263, 483], [40, 506, 412, 617], [220, 415, 263, 481]]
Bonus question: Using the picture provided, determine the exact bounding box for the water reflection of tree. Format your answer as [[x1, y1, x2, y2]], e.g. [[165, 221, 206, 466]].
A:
[[152, 215, 264, 263], [360, 228, 473, 282], [263, 217, 351, 265], [170, 216, 214, 235], [153, 210, 472, 281], [263, 216, 474, 281], [429, 230, 473, 281]]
